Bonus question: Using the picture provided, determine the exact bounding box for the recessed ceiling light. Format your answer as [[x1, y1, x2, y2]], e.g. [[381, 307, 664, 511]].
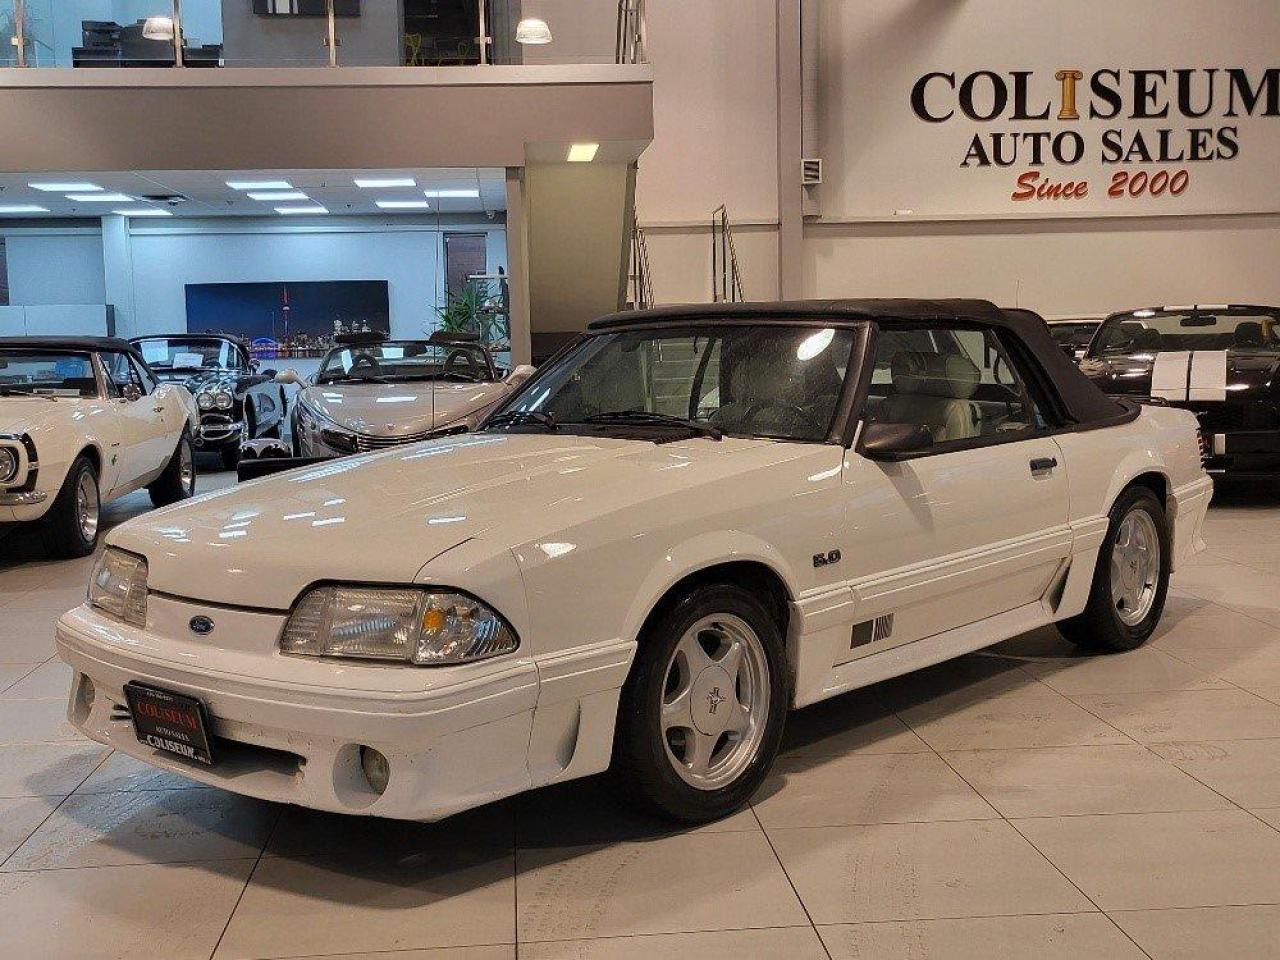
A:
[[276, 205, 328, 215], [247, 191, 309, 201], [355, 178, 417, 188], [376, 200, 431, 210], [0, 204, 50, 214], [113, 208, 172, 217], [227, 180, 293, 190], [67, 193, 133, 203], [29, 182, 101, 193], [423, 189, 481, 198], [567, 143, 600, 162]]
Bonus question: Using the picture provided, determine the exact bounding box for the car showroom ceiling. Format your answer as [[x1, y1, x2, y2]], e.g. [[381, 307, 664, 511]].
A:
[[0, 168, 507, 219]]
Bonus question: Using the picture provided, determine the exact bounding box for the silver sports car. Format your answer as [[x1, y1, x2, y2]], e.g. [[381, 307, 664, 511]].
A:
[[285, 333, 534, 458]]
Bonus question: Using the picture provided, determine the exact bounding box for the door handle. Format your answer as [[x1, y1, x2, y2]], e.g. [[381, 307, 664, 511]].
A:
[[1029, 456, 1058, 473]]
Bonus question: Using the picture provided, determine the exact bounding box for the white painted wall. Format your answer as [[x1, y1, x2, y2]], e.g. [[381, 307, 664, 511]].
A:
[[124, 217, 505, 339], [2, 233, 106, 305]]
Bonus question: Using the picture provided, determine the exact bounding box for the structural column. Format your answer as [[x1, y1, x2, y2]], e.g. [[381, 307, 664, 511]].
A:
[[101, 215, 137, 339], [776, 0, 804, 299]]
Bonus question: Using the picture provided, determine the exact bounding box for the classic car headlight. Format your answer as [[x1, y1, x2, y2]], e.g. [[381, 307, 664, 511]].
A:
[[196, 392, 215, 411], [213, 391, 234, 410], [88, 548, 148, 628], [279, 585, 519, 665], [0, 447, 17, 485]]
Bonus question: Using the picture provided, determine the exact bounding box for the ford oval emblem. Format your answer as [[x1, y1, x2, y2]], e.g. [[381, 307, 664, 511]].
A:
[[189, 616, 215, 636]]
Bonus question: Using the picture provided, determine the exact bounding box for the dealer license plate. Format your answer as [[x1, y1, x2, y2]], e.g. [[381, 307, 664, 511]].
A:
[[123, 682, 216, 766]]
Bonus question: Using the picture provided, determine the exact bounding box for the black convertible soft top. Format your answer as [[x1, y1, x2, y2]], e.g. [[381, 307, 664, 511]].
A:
[[590, 298, 1126, 427], [0, 336, 137, 354]]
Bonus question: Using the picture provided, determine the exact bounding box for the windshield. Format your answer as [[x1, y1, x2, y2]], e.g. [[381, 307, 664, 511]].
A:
[[317, 341, 497, 384], [0, 351, 98, 397], [494, 324, 855, 442], [136, 338, 241, 371], [1049, 323, 1099, 349], [1093, 309, 1280, 356]]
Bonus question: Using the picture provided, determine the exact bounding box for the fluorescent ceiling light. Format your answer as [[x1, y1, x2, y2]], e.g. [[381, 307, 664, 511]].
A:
[[276, 205, 328, 215], [423, 189, 481, 198], [247, 191, 309, 201], [113, 208, 172, 217], [355, 178, 417, 188], [0, 205, 49, 214], [567, 143, 600, 162], [67, 193, 133, 203], [515, 17, 553, 44], [376, 200, 431, 210], [227, 180, 293, 190], [29, 182, 101, 192]]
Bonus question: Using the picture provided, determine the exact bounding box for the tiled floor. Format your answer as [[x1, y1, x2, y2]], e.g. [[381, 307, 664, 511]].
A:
[[2, 474, 1280, 959]]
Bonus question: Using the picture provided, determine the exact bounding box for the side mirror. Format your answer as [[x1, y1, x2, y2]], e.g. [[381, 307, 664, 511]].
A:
[[121, 383, 142, 403], [274, 369, 303, 385], [860, 421, 933, 459]]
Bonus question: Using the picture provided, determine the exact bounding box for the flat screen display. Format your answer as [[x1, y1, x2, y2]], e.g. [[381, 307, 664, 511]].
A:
[[184, 280, 390, 360]]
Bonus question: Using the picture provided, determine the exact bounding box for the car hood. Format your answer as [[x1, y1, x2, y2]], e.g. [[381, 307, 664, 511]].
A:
[[109, 431, 773, 609], [0, 397, 93, 436], [1081, 350, 1280, 398], [153, 369, 239, 393], [300, 381, 511, 436]]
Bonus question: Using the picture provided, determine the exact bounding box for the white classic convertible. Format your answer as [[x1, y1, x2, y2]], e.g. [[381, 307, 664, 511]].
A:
[[1, 337, 198, 557], [56, 301, 1211, 822]]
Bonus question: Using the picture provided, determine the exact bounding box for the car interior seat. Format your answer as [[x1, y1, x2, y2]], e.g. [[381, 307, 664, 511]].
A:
[[1234, 321, 1265, 348], [876, 351, 982, 443]]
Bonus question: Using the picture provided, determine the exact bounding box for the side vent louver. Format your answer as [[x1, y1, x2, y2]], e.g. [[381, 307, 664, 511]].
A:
[[802, 158, 824, 186], [850, 614, 894, 649]]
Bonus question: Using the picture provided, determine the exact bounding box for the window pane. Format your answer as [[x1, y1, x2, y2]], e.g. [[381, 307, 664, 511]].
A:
[[868, 325, 1040, 444]]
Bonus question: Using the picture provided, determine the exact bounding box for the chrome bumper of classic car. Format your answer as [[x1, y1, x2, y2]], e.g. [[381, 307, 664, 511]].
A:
[[195, 414, 243, 447], [0, 490, 48, 506]]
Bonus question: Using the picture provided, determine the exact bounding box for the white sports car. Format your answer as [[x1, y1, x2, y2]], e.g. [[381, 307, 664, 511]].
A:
[[1, 337, 198, 558], [285, 333, 535, 458], [56, 301, 1211, 823]]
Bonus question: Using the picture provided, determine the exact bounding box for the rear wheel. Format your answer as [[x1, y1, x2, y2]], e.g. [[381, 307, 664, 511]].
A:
[[42, 456, 100, 559], [1059, 485, 1169, 652], [149, 430, 196, 507], [613, 584, 789, 822]]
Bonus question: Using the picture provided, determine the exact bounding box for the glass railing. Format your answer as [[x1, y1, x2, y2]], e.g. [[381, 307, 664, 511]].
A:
[[0, 0, 644, 70]]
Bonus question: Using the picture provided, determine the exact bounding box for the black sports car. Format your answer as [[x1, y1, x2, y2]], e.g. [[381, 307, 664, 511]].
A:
[[131, 334, 289, 469], [1048, 318, 1102, 360], [1080, 305, 1280, 476]]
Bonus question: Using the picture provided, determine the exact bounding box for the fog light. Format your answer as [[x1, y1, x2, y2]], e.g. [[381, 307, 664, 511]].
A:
[[359, 746, 390, 795]]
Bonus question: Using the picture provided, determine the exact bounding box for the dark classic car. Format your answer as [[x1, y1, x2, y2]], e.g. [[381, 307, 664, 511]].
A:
[[1048, 317, 1103, 360], [131, 335, 289, 469], [1080, 305, 1280, 476]]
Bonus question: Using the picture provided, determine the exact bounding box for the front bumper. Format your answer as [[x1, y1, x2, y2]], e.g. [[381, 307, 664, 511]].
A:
[[56, 603, 540, 821], [194, 415, 243, 449], [0, 488, 51, 523]]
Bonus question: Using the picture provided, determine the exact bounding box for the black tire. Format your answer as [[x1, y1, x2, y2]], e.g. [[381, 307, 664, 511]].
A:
[[1059, 485, 1170, 652], [41, 455, 100, 559], [148, 429, 196, 508], [220, 444, 241, 471], [613, 583, 790, 822]]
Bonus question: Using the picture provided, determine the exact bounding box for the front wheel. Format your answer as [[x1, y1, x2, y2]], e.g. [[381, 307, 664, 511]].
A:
[[613, 584, 789, 822], [149, 430, 196, 507], [41, 456, 100, 559], [1059, 485, 1170, 652]]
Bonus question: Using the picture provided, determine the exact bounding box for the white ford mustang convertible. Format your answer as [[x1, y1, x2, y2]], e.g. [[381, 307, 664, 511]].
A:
[[56, 301, 1211, 822], [1, 337, 198, 557]]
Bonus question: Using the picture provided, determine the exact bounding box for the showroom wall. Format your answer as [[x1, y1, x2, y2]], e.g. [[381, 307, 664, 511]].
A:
[[632, 0, 1280, 313], [0, 217, 505, 340]]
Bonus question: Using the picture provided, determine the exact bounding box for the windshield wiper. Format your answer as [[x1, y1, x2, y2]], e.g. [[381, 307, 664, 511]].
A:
[[0, 387, 55, 400], [486, 410, 558, 430], [579, 410, 722, 440], [319, 375, 391, 385]]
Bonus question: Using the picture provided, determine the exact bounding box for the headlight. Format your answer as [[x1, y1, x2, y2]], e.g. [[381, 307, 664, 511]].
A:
[[214, 391, 233, 410], [196, 392, 214, 411], [88, 548, 148, 628], [0, 447, 17, 485], [279, 585, 518, 665]]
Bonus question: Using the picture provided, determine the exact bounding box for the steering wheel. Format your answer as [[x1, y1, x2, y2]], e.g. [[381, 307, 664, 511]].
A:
[[742, 399, 811, 434], [349, 354, 382, 376]]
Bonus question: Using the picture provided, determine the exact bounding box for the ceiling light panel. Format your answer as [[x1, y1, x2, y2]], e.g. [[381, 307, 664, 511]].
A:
[[247, 191, 309, 201], [355, 178, 417, 188], [567, 143, 600, 162], [67, 193, 133, 203], [227, 180, 293, 190], [113, 208, 172, 217], [0, 205, 50, 214], [29, 182, 101, 192], [376, 200, 431, 210], [276, 206, 328, 215], [423, 189, 481, 198]]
